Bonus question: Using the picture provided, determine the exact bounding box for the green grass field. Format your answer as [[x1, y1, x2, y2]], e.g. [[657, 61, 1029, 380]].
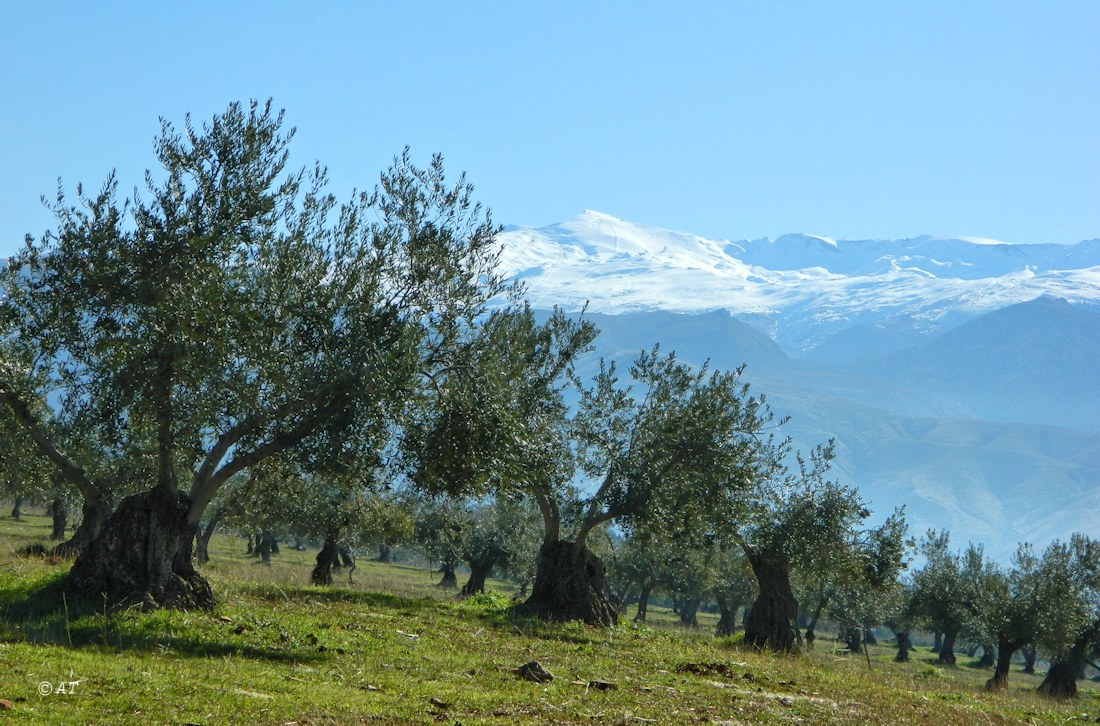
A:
[[1, 507, 1097, 724]]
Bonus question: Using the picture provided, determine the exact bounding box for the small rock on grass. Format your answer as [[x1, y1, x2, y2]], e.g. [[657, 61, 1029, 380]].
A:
[[517, 660, 553, 683]]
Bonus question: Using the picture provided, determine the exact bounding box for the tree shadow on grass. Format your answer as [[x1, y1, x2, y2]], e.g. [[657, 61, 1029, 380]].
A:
[[0, 572, 324, 663], [4, 570, 610, 656], [437, 594, 614, 646]]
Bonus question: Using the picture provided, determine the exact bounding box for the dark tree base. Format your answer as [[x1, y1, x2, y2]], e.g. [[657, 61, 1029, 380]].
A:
[[256, 530, 274, 565], [743, 557, 800, 653], [635, 585, 652, 624], [986, 664, 1010, 691], [714, 594, 734, 637], [1038, 660, 1079, 698], [936, 629, 959, 666], [49, 508, 68, 541], [68, 488, 213, 610], [1022, 646, 1037, 674], [312, 539, 339, 586], [461, 563, 491, 597], [524, 540, 617, 626], [678, 599, 700, 628], [894, 631, 912, 663], [438, 562, 458, 589], [843, 627, 863, 653]]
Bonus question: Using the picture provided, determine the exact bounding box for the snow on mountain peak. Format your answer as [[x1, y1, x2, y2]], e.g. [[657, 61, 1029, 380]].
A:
[[806, 234, 839, 248], [953, 235, 1010, 246], [495, 213, 1100, 350]]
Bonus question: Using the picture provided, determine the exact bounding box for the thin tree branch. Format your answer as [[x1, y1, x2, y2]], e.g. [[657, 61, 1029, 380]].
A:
[[0, 383, 99, 501]]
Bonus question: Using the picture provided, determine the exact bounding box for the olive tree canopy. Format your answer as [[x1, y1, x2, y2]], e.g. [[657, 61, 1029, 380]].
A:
[[0, 100, 506, 608]]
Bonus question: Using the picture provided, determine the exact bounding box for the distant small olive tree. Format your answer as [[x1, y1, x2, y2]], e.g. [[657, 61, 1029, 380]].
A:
[[906, 531, 988, 666], [966, 540, 1079, 691]]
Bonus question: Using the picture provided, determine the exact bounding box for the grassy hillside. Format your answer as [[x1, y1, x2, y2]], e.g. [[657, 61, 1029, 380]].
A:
[[1, 508, 1097, 724]]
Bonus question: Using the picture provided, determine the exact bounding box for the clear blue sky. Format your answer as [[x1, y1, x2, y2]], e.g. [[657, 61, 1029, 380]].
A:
[[2, 1, 1097, 257]]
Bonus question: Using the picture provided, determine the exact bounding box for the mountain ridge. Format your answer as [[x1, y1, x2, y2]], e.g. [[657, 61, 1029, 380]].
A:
[[496, 210, 1100, 353]]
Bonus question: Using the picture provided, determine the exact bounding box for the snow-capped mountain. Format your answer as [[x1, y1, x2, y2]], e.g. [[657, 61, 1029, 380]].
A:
[[500, 212, 1100, 559], [497, 210, 1100, 353]]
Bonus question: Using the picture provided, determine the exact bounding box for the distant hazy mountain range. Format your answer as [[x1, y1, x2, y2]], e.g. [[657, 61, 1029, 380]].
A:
[[497, 212, 1100, 558]]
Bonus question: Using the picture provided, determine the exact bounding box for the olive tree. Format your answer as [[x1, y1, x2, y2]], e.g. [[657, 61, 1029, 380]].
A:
[[1035, 534, 1100, 698], [882, 580, 918, 662], [606, 525, 682, 623], [907, 531, 988, 666], [356, 489, 415, 565], [533, 350, 776, 626], [804, 508, 911, 651], [713, 547, 758, 638], [457, 495, 542, 597], [966, 540, 1080, 691], [404, 305, 601, 618], [413, 495, 467, 588], [724, 442, 907, 653], [0, 100, 505, 609]]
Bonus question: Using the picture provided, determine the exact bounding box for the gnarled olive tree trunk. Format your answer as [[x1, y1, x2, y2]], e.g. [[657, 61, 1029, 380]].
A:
[[893, 630, 913, 662], [525, 539, 617, 626], [635, 583, 653, 623], [743, 546, 800, 652], [461, 559, 494, 597], [937, 627, 959, 665], [48, 499, 68, 541], [714, 592, 737, 637], [438, 561, 458, 589], [1022, 645, 1037, 674], [843, 626, 863, 653], [1039, 658, 1082, 698], [311, 536, 339, 586], [985, 637, 1027, 691], [68, 487, 213, 610], [677, 598, 701, 627], [253, 530, 276, 564], [1039, 621, 1099, 698]]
